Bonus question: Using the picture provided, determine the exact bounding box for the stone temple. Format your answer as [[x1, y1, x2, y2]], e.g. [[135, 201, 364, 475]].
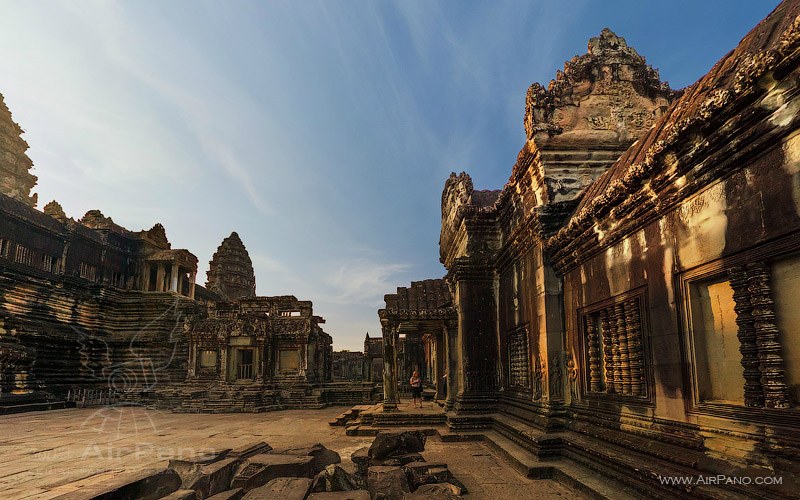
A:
[[1, 2, 800, 499]]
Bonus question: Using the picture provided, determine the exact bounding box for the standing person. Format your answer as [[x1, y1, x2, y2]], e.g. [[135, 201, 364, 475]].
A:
[[410, 370, 423, 408]]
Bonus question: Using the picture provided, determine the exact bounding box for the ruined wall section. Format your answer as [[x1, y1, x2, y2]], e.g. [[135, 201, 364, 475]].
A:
[[0, 192, 200, 397], [0, 270, 198, 396]]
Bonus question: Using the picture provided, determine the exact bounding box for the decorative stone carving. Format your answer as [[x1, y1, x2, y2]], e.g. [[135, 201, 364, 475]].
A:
[[549, 353, 563, 399], [507, 326, 530, 389], [567, 353, 579, 401], [524, 28, 675, 144], [533, 355, 544, 401]]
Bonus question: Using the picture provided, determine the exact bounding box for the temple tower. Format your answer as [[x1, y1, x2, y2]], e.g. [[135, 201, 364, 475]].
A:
[[206, 231, 257, 302], [0, 93, 37, 207]]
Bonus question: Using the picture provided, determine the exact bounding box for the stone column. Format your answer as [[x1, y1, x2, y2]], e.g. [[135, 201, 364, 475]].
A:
[[266, 341, 273, 379], [255, 342, 264, 383], [170, 264, 180, 293], [444, 320, 458, 411], [435, 328, 447, 401], [156, 263, 166, 292], [381, 319, 399, 411], [450, 262, 499, 413], [187, 343, 196, 380], [142, 263, 151, 291], [189, 271, 197, 299], [219, 345, 228, 382]]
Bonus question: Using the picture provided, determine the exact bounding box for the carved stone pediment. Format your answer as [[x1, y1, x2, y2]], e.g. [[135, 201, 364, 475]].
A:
[[524, 28, 676, 147]]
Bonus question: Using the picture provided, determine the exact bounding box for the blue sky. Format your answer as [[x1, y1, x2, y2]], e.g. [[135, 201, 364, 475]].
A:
[[0, 1, 780, 350]]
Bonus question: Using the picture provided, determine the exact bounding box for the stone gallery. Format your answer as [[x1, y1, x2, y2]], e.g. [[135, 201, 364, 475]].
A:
[[1, 1, 800, 499], [0, 92, 339, 410], [373, 2, 800, 498]]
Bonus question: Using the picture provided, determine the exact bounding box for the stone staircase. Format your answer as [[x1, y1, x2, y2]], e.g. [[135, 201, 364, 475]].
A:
[[328, 404, 372, 426], [319, 383, 378, 406], [440, 407, 786, 499], [168, 384, 283, 413], [279, 387, 328, 410]]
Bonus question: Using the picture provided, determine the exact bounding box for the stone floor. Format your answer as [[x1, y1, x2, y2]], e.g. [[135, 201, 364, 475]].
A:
[[0, 406, 583, 499]]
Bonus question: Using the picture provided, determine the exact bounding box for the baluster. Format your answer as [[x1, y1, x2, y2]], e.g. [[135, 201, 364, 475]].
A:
[[600, 309, 615, 393], [625, 299, 643, 397], [586, 315, 602, 392], [747, 262, 790, 409]]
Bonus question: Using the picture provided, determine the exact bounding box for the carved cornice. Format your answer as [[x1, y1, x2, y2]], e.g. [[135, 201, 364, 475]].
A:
[[378, 307, 457, 322]]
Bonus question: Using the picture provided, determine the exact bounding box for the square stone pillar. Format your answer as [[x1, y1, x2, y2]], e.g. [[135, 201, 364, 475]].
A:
[[187, 343, 197, 380], [219, 345, 228, 382], [444, 321, 459, 411], [189, 271, 196, 299], [142, 263, 151, 291], [435, 328, 447, 401], [156, 263, 166, 292], [170, 264, 180, 293], [381, 320, 399, 411], [450, 264, 500, 413]]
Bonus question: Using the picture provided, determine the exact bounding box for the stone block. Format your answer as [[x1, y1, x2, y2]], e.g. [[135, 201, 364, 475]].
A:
[[241, 477, 313, 500], [367, 466, 410, 500], [368, 431, 426, 460], [160, 490, 198, 500], [307, 492, 370, 500], [272, 443, 341, 473], [419, 467, 467, 493], [51, 468, 181, 500], [187, 457, 242, 498], [403, 483, 462, 498], [372, 453, 424, 467], [169, 450, 232, 486], [311, 464, 362, 492], [350, 447, 370, 477], [206, 489, 244, 500], [232, 454, 315, 491], [207, 488, 244, 500], [229, 442, 272, 459]]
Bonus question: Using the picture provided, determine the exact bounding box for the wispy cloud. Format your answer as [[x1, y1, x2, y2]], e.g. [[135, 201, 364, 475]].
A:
[[325, 259, 412, 306]]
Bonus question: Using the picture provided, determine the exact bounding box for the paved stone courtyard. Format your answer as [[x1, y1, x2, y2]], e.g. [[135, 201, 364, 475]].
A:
[[0, 407, 582, 499]]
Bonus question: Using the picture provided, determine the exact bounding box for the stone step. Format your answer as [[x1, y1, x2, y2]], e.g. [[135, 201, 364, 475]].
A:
[[479, 430, 639, 500]]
